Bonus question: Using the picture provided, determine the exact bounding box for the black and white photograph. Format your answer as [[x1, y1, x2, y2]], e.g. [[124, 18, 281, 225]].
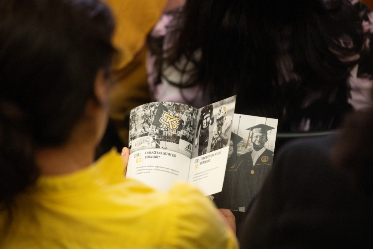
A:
[[129, 102, 198, 157], [192, 96, 236, 158], [213, 115, 278, 212]]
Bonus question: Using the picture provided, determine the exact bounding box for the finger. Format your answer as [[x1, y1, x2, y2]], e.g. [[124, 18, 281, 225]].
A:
[[121, 147, 130, 176], [218, 209, 236, 234]]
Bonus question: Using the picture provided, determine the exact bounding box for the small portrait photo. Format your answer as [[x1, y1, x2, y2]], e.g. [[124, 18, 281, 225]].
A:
[[192, 96, 236, 158]]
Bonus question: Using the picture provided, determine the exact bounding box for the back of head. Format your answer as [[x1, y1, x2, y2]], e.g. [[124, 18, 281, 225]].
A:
[[167, 0, 362, 128], [0, 0, 115, 221]]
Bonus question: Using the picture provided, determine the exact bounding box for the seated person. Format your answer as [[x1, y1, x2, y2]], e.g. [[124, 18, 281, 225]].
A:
[[0, 1, 237, 248], [148, 0, 373, 132], [239, 99, 373, 247]]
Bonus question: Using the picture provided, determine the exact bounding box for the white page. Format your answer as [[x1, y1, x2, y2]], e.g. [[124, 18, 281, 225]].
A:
[[127, 102, 198, 191], [127, 149, 190, 192], [187, 146, 230, 196], [187, 96, 236, 195]]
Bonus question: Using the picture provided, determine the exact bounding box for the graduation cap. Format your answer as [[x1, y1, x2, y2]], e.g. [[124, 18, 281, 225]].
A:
[[244, 124, 274, 148], [246, 124, 275, 134]]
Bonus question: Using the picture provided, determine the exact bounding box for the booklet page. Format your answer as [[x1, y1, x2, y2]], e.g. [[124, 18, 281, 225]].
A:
[[127, 149, 191, 192], [127, 102, 198, 191], [212, 114, 278, 212], [188, 96, 236, 195]]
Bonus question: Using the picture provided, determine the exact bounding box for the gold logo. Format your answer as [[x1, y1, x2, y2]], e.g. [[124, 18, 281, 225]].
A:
[[160, 111, 179, 130], [251, 170, 254, 174], [261, 156, 269, 163]]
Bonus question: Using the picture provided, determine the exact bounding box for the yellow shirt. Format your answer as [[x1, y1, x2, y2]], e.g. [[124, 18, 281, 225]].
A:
[[0, 150, 238, 248]]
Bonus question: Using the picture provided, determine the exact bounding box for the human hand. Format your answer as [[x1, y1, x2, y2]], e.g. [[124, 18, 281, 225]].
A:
[[218, 209, 236, 234], [121, 147, 130, 176]]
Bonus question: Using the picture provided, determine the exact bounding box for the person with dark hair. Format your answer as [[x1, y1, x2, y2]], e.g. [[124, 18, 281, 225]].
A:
[[0, 1, 238, 248], [148, 0, 373, 132], [239, 98, 373, 247]]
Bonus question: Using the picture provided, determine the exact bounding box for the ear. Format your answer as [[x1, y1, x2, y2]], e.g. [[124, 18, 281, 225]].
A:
[[93, 69, 110, 105]]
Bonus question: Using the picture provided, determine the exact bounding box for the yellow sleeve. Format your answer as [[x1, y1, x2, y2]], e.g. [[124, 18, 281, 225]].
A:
[[102, 0, 169, 145], [165, 183, 238, 249], [103, 0, 169, 70]]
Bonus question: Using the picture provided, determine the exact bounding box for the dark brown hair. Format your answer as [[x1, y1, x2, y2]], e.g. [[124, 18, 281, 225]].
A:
[[162, 0, 369, 130], [0, 0, 115, 225]]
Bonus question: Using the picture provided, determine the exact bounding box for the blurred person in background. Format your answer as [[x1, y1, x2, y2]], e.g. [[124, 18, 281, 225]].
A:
[[239, 83, 373, 248], [148, 0, 373, 132], [97, 0, 186, 157]]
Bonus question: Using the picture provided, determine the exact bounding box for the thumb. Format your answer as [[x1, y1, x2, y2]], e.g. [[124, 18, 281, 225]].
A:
[[218, 209, 236, 234], [121, 147, 130, 176]]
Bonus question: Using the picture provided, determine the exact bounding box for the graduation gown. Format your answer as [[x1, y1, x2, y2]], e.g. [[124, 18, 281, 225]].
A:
[[214, 149, 273, 210]]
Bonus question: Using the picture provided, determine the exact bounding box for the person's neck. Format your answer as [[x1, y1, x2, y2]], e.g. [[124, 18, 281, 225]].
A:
[[253, 145, 264, 151], [36, 142, 96, 176]]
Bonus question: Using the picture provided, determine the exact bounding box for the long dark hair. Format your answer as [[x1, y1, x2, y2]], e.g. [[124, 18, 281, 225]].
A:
[[164, 0, 367, 130], [0, 0, 115, 225]]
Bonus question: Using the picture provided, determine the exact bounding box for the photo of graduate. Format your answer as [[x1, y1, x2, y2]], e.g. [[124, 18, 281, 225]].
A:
[[213, 115, 277, 212]]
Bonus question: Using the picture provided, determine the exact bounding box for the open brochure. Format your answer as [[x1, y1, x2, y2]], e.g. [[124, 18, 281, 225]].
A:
[[127, 96, 236, 196], [126, 96, 279, 206]]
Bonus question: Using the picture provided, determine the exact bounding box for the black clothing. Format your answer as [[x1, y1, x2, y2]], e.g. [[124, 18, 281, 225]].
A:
[[214, 148, 273, 210], [240, 135, 373, 248], [198, 127, 209, 156]]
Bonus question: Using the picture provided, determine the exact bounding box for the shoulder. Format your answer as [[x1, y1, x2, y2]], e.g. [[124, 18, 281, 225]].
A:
[[240, 134, 373, 248], [98, 180, 237, 247], [270, 134, 338, 180], [164, 183, 238, 248], [276, 134, 336, 160], [241, 150, 253, 158], [263, 149, 274, 156]]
